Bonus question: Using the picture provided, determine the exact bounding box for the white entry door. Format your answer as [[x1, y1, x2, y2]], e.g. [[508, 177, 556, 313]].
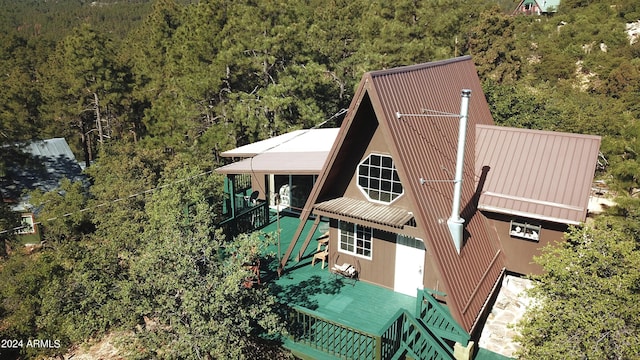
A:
[[394, 235, 425, 297]]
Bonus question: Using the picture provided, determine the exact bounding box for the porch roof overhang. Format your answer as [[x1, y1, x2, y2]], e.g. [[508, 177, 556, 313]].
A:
[[220, 128, 339, 158], [215, 128, 339, 175], [215, 151, 328, 175], [313, 197, 414, 230]]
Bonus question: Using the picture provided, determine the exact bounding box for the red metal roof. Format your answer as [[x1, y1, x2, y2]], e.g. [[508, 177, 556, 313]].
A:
[[365, 56, 505, 331], [475, 125, 601, 225]]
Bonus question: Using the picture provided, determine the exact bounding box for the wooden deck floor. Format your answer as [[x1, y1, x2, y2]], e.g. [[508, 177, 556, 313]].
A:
[[258, 213, 416, 334], [255, 213, 513, 359]]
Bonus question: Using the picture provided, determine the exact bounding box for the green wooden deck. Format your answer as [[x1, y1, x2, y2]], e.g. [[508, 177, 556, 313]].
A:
[[252, 212, 513, 359], [258, 213, 416, 334]]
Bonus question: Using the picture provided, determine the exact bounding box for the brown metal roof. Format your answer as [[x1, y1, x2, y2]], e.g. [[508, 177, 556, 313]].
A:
[[475, 125, 601, 225], [364, 56, 505, 331], [285, 57, 509, 332], [314, 197, 414, 229]]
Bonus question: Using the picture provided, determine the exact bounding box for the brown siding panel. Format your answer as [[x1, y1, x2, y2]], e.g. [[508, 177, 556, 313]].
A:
[[484, 212, 568, 275]]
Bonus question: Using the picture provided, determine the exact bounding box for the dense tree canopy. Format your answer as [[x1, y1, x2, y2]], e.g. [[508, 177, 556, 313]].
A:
[[516, 222, 640, 359]]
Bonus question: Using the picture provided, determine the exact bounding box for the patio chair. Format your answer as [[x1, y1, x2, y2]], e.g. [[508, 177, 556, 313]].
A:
[[250, 190, 259, 203], [311, 246, 329, 269], [316, 231, 330, 251], [331, 255, 359, 286]]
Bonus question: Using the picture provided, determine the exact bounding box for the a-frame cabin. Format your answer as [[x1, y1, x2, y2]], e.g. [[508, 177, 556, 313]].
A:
[[283, 56, 505, 335], [215, 55, 600, 359]]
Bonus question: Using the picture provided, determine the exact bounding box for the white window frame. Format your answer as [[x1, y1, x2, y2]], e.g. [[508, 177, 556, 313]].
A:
[[357, 153, 403, 204], [338, 221, 373, 259], [510, 220, 541, 241], [16, 213, 36, 235]]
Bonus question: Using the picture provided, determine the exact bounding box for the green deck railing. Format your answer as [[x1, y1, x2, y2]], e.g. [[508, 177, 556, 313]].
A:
[[417, 290, 470, 347], [217, 201, 270, 239], [287, 290, 465, 359], [380, 310, 453, 360], [289, 306, 381, 360]]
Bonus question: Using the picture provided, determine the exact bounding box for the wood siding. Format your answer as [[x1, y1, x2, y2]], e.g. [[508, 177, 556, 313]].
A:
[[483, 211, 568, 275]]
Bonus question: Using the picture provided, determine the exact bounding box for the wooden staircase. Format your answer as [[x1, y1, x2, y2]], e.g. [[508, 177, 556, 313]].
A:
[[286, 290, 470, 359]]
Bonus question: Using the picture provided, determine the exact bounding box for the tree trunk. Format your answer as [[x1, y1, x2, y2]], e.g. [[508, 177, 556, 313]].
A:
[[94, 92, 103, 147], [81, 119, 91, 168]]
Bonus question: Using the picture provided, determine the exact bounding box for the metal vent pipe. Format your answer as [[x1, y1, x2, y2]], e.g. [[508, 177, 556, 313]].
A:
[[447, 89, 471, 254]]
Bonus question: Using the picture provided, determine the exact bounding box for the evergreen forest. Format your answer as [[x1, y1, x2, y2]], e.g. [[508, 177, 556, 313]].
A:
[[1, 0, 639, 358]]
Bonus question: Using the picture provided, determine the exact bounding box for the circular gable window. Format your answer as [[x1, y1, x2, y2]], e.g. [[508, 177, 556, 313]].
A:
[[357, 153, 403, 204]]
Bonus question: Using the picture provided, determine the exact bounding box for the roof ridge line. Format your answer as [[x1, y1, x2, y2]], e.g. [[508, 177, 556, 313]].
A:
[[476, 124, 602, 140], [366, 55, 472, 78]]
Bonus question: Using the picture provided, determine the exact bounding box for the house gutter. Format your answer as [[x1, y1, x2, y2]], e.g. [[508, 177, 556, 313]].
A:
[[447, 89, 471, 254], [469, 266, 507, 339]]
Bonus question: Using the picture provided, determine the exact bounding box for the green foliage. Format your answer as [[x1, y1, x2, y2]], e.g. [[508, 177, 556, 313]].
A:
[[483, 80, 549, 129], [0, 33, 45, 141], [85, 142, 168, 248], [3, 0, 640, 357], [1, 157, 282, 358], [466, 6, 522, 83], [124, 162, 281, 359], [601, 197, 640, 241], [0, 202, 20, 257], [0, 0, 154, 42], [483, 80, 626, 136], [28, 179, 92, 242], [39, 23, 133, 162], [36, 240, 136, 345], [0, 251, 68, 358], [516, 224, 640, 359], [603, 120, 640, 194]]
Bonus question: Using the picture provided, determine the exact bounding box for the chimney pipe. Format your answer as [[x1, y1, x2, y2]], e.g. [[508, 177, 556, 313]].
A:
[[447, 89, 471, 254]]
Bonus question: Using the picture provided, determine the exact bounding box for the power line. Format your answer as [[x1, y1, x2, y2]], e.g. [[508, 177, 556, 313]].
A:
[[2, 109, 349, 236], [249, 108, 348, 199], [0, 169, 216, 235]]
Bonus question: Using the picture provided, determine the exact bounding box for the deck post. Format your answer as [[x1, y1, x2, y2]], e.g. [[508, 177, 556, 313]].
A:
[[296, 216, 321, 261], [374, 335, 382, 360]]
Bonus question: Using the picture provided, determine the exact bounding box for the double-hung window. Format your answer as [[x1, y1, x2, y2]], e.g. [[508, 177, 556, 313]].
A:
[[338, 221, 372, 259]]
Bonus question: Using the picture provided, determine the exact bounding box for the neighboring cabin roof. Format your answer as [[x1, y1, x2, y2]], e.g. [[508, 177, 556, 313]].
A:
[[216, 128, 339, 174], [475, 125, 601, 225], [1, 138, 84, 211], [515, 0, 560, 13]]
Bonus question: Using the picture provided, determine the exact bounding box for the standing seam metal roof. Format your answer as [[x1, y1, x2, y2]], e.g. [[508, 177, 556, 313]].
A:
[[1, 138, 85, 211], [475, 125, 601, 225], [289, 56, 597, 332], [366, 56, 504, 331]]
